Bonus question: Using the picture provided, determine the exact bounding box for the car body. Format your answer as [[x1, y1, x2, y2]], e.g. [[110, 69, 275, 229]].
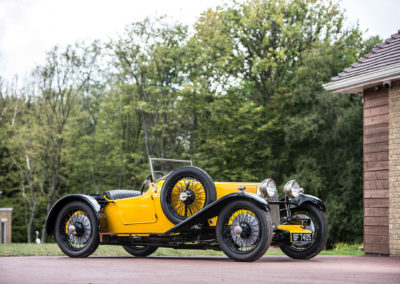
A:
[[46, 157, 328, 261]]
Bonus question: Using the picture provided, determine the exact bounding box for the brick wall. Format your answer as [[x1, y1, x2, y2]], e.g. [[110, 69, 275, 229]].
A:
[[0, 208, 13, 243], [389, 80, 400, 256], [363, 87, 390, 255]]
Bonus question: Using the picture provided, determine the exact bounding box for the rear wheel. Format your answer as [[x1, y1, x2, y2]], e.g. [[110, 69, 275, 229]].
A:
[[216, 200, 272, 262], [279, 203, 328, 259], [161, 166, 216, 224], [55, 201, 99, 257], [123, 245, 158, 257]]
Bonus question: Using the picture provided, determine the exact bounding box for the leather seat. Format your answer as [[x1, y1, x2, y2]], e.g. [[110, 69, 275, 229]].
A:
[[104, 189, 141, 200]]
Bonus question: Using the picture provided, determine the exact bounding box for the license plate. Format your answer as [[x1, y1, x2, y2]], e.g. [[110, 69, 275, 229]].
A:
[[291, 233, 312, 243]]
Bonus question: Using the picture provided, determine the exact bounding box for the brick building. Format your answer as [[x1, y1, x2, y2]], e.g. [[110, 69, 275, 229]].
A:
[[324, 30, 400, 256], [0, 208, 13, 243]]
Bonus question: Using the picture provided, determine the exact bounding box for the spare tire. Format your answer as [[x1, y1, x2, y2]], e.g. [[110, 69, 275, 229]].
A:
[[161, 166, 216, 224]]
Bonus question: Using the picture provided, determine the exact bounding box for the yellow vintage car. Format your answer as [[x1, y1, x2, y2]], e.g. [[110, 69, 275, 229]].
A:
[[46, 158, 328, 262]]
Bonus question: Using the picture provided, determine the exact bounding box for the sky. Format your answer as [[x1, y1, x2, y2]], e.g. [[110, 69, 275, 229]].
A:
[[0, 0, 399, 82]]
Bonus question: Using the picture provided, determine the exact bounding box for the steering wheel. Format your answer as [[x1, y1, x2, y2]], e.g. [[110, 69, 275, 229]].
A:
[[140, 171, 165, 194]]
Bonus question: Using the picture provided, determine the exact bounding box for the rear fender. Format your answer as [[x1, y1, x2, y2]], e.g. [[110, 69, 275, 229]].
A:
[[166, 192, 270, 234], [45, 194, 101, 236]]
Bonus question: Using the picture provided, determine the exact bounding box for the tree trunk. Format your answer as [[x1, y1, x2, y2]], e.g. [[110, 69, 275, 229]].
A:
[[141, 111, 151, 158]]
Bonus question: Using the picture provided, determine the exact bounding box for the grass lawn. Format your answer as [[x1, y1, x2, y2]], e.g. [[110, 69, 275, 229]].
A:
[[0, 243, 363, 257]]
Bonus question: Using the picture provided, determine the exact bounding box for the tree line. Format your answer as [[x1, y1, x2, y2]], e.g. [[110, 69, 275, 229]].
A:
[[0, 0, 381, 245]]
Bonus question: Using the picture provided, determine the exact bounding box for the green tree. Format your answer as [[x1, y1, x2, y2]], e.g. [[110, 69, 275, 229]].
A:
[[0, 77, 28, 242], [193, 0, 344, 103], [111, 18, 188, 164], [15, 43, 101, 241], [187, 0, 381, 244], [275, 34, 381, 244]]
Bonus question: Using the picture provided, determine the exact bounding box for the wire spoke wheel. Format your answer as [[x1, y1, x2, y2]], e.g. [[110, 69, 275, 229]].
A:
[[279, 203, 328, 260], [55, 201, 99, 257], [161, 166, 216, 224], [61, 210, 92, 250], [223, 209, 261, 253], [216, 200, 272, 262], [167, 177, 207, 219]]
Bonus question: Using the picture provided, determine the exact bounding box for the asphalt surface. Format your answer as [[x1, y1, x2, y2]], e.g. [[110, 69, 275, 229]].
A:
[[0, 255, 399, 284]]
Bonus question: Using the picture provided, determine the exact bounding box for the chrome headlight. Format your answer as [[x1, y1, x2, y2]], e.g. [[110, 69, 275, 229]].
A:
[[283, 180, 304, 198], [257, 178, 277, 199]]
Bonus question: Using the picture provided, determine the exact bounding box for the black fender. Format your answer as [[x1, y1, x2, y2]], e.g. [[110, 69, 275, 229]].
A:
[[45, 194, 101, 236], [166, 192, 270, 234], [291, 194, 326, 212]]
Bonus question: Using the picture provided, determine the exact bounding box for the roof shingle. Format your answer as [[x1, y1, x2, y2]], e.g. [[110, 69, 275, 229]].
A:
[[331, 30, 400, 82]]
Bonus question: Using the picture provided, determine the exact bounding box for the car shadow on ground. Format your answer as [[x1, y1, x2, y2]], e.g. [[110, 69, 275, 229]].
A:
[[87, 255, 303, 262]]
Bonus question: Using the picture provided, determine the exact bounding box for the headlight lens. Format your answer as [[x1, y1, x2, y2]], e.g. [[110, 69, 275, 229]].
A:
[[257, 178, 277, 199], [283, 180, 304, 198]]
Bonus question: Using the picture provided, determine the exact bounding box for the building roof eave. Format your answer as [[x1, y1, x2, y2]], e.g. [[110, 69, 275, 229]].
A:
[[323, 63, 400, 94]]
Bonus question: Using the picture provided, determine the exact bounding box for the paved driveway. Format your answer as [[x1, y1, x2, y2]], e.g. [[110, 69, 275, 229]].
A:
[[0, 255, 399, 283]]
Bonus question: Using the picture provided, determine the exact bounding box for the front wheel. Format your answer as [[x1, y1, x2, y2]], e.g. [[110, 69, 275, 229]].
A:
[[279, 203, 328, 259], [55, 201, 99, 257], [123, 245, 158, 257], [216, 200, 273, 262]]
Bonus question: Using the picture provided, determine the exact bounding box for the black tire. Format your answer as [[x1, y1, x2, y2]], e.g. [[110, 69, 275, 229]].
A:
[[55, 201, 99, 257], [216, 200, 273, 262], [123, 245, 158, 257], [161, 166, 216, 224], [279, 203, 328, 259]]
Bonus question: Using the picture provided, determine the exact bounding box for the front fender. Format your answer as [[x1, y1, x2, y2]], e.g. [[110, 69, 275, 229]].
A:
[[45, 194, 101, 236], [166, 192, 269, 234], [292, 194, 326, 212]]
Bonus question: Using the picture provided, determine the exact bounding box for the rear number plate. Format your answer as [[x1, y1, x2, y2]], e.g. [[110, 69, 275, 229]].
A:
[[291, 233, 312, 242]]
